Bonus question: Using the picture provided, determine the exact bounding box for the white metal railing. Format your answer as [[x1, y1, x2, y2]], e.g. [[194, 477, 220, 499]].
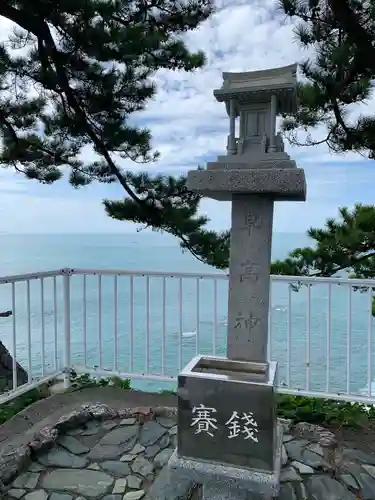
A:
[[0, 267, 374, 404]]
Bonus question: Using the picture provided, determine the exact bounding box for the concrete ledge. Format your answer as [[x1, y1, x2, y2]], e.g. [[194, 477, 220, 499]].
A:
[[187, 168, 306, 202], [168, 423, 283, 499]]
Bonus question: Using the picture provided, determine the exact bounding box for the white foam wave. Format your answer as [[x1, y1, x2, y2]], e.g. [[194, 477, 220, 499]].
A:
[[182, 330, 197, 338]]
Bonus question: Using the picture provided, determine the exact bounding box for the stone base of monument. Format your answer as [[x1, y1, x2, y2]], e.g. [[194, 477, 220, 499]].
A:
[[168, 356, 283, 500]]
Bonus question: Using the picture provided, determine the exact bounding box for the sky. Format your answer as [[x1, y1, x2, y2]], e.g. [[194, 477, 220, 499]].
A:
[[0, 0, 375, 235]]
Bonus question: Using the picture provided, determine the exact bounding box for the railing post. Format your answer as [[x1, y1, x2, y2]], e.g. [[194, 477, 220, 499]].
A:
[[62, 269, 71, 389]]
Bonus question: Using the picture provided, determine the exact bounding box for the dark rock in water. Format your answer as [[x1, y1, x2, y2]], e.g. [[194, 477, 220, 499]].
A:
[[0, 340, 28, 391]]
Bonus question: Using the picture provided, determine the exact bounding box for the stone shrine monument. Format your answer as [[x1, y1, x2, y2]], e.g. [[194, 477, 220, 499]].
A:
[[168, 64, 306, 500]]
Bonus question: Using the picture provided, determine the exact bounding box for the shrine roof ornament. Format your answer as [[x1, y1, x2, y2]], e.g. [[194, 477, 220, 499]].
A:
[[213, 64, 298, 116]]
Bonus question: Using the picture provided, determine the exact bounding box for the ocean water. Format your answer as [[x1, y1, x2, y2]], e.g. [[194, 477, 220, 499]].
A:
[[0, 232, 374, 398]]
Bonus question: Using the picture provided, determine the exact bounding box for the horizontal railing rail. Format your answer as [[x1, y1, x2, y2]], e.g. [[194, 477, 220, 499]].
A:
[[0, 267, 374, 405]]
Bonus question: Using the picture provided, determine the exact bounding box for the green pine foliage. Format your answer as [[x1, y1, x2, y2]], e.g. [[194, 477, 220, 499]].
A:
[[278, 0, 375, 157], [1, 0, 375, 282]]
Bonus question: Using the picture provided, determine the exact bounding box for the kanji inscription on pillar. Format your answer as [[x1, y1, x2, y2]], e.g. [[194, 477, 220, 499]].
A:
[[242, 212, 264, 236], [191, 404, 218, 437], [239, 260, 259, 283], [190, 405, 259, 443], [234, 312, 259, 331], [225, 411, 259, 442]]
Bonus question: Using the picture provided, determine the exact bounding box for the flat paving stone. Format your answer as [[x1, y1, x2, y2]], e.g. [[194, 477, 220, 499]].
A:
[[127, 475, 143, 489], [8, 489, 26, 499], [139, 422, 166, 447], [13, 472, 40, 489], [100, 461, 131, 477], [10, 403, 375, 500], [154, 449, 173, 468], [144, 445, 160, 459], [38, 448, 88, 468], [87, 426, 139, 460], [132, 456, 155, 477], [112, 478, 127, 494], [49, 494, 74, 500], [120, 418, 136, 426], [280, 466, 302, 483], [123, 491, 145, 500], [279, 483, 297, 500], [342, 449, 375, 466], [156, 417, 176, 428], [42, 469, 114, 497], [24, 491, 48, 500], [305, 475, 356, 500], [58, 435, 90, 455]]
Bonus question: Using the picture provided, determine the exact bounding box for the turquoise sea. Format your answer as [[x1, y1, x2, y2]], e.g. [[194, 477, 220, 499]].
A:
[[0, 232, 374, 399]]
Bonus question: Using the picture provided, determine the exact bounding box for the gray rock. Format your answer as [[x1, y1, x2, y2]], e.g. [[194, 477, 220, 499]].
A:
[[8, 489, 26, 499], [0, 445, 31, 484], [157, 434, 170, 450], [123, 491, 144, 500], [362, 464, 375, 479], [280, 466, 301, 483], [342, 449, 375, 466], [87, 425, 138, 460], [139, 422, 166, 447], [308, 443, 324, 457], [144, 445, 160, 459], [100, 461, 131, 477], [284, 440, 309, 462], [37, 448, 88, 468], [156, 417, 176, 428], [132, 456, 154, 477], [55, 410, 91, 432], [281, 445, 288, 466], [301, 450, 331, 470], [283, 434, 294, 443], [0, 340, 27, 391], [130, 444, 145, 455], [168, 426, 177, 436], [112, 478, 127, 494], [120, 418, 136, 426], [279, 418, 293, 434], [340, 474, 359, 491], [154, 449, 173, 468], [80, 422, 101, 436], [171, 435, 177, 448], [127, 475, 142, 489], [291, 460, 314, 474], [84, 403, 118, 420], [42, 469, 113, 498], [27, 463, 44, 473], [279, 483, 297, 500], [24, 491, 48, 500], [356, 472, 375, 500], [100, 425, 139, 446], [120, 455, 135, 462], [87, 463, 100, 470], [49, 494, 73, 500], [102, 422, 117, 431], [103, 496, 122, 500], [13, 472, 40, 489], [58, 436, 89, 455], [305, 475, 356, 500], [294, 482, 308, 500]]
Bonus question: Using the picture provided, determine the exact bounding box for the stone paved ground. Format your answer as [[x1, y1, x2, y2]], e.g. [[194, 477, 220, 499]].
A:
[[1, 389, 375, 499], [6, 414, 178, 500]]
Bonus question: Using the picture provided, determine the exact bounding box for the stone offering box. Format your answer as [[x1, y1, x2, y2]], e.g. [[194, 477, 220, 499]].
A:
[[177, 355, 281, 472]]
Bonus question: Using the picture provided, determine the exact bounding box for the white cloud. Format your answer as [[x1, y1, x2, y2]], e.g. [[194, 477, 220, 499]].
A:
[[0, 0, 374, 235]]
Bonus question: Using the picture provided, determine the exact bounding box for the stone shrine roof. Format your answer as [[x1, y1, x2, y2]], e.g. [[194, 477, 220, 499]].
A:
[[214, 64, 298, 116]]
